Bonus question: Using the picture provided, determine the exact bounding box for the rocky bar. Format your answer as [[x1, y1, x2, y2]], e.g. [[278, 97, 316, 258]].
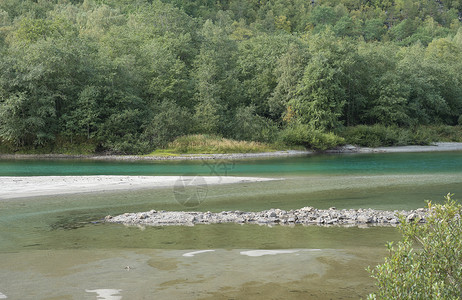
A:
[[104, 206, 429, 227]]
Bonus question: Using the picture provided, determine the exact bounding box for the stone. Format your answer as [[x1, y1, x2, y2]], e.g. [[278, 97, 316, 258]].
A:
[[357, 215, 372, 223], [406, 213, 417, 222], [104, 207, 429, 228]]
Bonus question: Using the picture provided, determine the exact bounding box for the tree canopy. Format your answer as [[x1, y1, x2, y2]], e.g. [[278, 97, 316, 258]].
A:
[[0, 0, 461, 153]]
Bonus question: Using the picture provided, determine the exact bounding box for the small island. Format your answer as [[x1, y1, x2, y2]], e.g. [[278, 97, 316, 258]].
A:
[[104, 206, 429, 227]]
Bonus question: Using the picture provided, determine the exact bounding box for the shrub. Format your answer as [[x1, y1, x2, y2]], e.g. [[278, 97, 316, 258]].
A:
[[341, 125, 462, 147], [52, 135, 97, 154], [98, 109, 149, 154], [368, 194, 462, 299], [411, 126, 435, 145], [230, 106, 278, 143], [430, 125, 462, 142], [0, 138, 14, 153], [279, 124, 345, 150], [339, 125, 401, 147], [143, 100, 193, 148]]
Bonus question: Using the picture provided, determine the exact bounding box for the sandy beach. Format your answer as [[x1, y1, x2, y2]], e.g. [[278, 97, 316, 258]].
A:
[[0, 176, 278, 200]]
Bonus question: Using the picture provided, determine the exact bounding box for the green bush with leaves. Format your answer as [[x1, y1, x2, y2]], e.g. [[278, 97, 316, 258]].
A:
[[339, 125, 402, 147], [368, 194, 462, 299], [143, 100, 193, 148], [339, 125, 462, 147], [230, 106, 278, 143], [279, 124, 345, 150]]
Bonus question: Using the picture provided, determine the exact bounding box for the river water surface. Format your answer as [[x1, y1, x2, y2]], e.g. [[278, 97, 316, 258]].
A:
[[0, 152, 461, 299]]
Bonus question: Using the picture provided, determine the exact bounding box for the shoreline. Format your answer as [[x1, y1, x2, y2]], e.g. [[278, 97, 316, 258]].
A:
[[1, 142, 462, 161], [328, 142, 462, 154], [104, 206, 428, 227], [0, 150, 312, 161]]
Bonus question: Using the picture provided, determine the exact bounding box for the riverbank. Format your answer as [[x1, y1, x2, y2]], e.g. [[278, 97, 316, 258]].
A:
[[0, 176, 279, 200], [0, 150, 312, 161], [1, 142, 462, 161], [105, 206, 428, 227], [329, 142, 462, 153]]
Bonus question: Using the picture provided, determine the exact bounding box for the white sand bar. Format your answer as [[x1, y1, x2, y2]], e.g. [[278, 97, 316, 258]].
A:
[[0, 176, 278, 200]]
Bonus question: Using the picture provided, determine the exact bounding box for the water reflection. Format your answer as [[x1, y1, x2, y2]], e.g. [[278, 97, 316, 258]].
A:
[[183, 250, 215, 257], [85, 289, 122, 300], [0, 248, 384, 299], [240, 249, 320, 257]]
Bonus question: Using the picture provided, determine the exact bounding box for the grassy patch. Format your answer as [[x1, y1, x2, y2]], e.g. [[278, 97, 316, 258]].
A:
[[144, 150, 180, 157], [147, 134, 286, 155]]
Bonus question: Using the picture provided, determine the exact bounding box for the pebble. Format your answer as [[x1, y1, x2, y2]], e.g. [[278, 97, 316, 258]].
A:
[[104, 207, 430, 227]]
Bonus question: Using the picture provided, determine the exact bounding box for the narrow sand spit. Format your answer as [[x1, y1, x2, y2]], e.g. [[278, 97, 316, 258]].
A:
[[0, 176, 278, 200]]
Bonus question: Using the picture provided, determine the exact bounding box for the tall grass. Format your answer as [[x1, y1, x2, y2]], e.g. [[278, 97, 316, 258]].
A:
[[151, 134, 280, 154]]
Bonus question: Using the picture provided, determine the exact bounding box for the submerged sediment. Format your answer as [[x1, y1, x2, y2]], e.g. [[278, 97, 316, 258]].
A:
[[104, 207, 428, 227]]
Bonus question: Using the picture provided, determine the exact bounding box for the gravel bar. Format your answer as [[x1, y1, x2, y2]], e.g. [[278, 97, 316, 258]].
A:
[[104, 207, 429, 227]]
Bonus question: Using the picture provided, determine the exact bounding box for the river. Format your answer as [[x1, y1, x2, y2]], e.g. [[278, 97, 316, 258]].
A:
[[0, 151, 461, 299]]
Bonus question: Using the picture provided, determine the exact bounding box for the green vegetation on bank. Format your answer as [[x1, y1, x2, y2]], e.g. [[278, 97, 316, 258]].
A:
[[368, 194, 462, 299], [0, 0, 462, 154], [149, 134, 285, 154], [340, 125, 462, 147]]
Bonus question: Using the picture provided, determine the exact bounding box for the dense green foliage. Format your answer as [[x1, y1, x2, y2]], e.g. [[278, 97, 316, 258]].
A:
[[368, 194, 462, 299], [0, 0, 461, 153], [340, 125, 462, 147]]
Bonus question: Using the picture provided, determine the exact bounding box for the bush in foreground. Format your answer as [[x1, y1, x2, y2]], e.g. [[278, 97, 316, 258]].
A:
[[368, 194, 462, 299]]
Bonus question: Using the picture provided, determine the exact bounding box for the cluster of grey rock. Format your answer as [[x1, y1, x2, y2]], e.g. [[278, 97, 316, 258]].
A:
[[104, 207, 429, 227]]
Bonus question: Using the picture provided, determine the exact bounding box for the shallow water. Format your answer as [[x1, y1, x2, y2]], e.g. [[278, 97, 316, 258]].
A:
[[0, 152, 461, 299]]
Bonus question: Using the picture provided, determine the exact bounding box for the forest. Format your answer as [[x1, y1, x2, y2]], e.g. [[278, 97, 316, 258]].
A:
[[0, 0, 461, 154]]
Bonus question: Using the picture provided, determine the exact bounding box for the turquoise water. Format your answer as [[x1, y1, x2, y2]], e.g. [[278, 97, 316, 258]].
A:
[[0, 152, 461, 299], [1, 151, 461, 251], [1, 151, 461, 176]]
